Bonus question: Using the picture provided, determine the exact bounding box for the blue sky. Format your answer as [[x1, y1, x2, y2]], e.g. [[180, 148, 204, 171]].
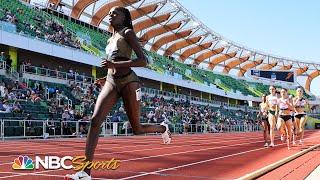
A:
[[178, 0, 320, 96]]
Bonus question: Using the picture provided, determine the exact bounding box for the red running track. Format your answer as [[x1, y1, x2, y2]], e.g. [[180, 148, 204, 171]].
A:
[[0, 130, 319, 180]]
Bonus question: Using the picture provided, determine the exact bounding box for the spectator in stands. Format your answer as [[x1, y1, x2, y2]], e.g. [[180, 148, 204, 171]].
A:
[[62, 110, 72, 135], [14, 80, 20, 90], [2, 100, 12, 113], [71, 86, 81, 100], [10, 15, 18, 25], [62, 109, 71, 121], [4, 10, 13, 22], [12, 101, 23, 113], [67, 68, 74, 80], [47, 86, 56, 99], [74, 39, 81, 49], [30, 91, 41, 103], [16, 8, 23, 14], [44, 32, 50, 41], [74, 111, 83, 121], [147, 111, 155, 123], [0, 100, 6, 112], [7, 91, 17, 100], [111, 110, 121, 122]]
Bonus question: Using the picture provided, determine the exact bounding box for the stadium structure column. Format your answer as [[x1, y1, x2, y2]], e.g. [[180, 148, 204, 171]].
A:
[[174, 85, 177, 93], [8, 47, 17, 71], [160, 82, 163, 91], [92, 66, 96, 79]]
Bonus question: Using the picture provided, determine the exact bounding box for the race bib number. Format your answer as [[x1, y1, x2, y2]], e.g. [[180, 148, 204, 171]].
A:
[[136, 88, 141, 101]]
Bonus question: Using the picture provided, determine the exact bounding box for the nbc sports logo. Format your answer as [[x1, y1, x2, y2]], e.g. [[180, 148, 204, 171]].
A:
[[12, 155, 120, 170], [12, 155, 34, 170]]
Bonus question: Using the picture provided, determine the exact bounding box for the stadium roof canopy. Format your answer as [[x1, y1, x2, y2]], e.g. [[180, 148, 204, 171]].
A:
[[39, 0, 320, 92]]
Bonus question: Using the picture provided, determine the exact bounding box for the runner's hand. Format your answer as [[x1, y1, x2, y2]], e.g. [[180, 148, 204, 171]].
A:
[[101, 59, 115, 69]]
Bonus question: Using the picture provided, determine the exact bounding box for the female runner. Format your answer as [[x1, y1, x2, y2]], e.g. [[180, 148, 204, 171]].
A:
[[293, 87, 309, 144], [278, 88, 294, 150], [66, 6, 171, 180], [266, 85, 278, 147], [258, 94, 270, 147]]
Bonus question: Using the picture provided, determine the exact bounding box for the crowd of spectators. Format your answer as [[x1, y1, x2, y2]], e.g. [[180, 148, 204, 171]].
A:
[[100, 91, 259, 134], [141, 93, 258, 133], [0, 8, 19, 25], [0, 78, 27, 114], [1, 6, 81, 49], [0, 61, 262, 136], [22, 70, 259, 135], [25, 16, 81, 49]]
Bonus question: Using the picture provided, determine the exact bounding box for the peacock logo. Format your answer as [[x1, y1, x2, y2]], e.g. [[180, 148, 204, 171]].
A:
[[12, 155, 34, 170]]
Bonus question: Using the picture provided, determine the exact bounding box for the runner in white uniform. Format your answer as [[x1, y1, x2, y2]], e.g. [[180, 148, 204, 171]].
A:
[[293, 87, 309, 144], [278, 88, 294, 150], [258, 95, 270, 147], [266, 86, 278, 147]]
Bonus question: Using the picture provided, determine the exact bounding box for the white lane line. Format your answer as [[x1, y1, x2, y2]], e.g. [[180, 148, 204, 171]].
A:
[[305, 165, 320, 180], [0, 134, 263, 166], [119, 134, 320, 179], [0, 134, 270, 179], [0, 133, 256, 154], [2, 132, 318, 179], [237, 144, 320, 180], [0, 171, 115, 179]]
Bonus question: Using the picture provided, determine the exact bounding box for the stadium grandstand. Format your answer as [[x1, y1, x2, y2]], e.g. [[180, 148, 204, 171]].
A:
[[0, 0, 320, 179], [0, 0, 319, 135]]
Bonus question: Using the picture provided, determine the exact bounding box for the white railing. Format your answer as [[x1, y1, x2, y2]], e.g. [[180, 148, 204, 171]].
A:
[[45, 88, 50, 100], [0, 61, 6, 70], [2, 63, 20, 81], [21, 65, 94, 84], [141, 87, 259, 111], [0, 119, 3, 140], [67, 99, 72, 108], [9, 66, 19, 79], [0, 119, 262, 140]]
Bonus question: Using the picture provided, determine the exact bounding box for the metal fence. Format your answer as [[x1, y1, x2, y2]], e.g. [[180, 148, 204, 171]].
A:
[[20, 65, 94, 84], [141, 87, 259, 111], [0, 119, 262, 140]]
